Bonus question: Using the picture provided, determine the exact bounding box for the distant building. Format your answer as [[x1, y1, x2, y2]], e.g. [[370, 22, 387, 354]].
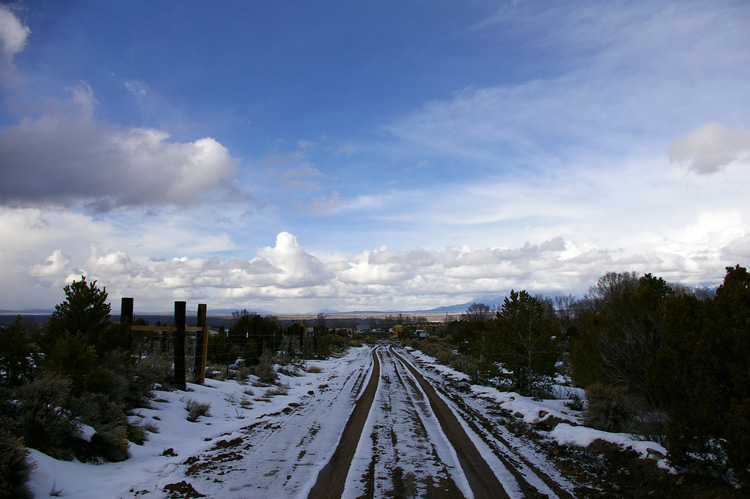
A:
[[392, 322, 447, 339]]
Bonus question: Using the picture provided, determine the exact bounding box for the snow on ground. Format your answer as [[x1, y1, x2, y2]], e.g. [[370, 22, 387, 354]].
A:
[[550, 424, 671, 469], [470, 385, 581, 425], [406, 346, 669, 470], [26, 346, 373, 499], [405, 348, 472, 382], [344, 347, 471, 498], [26, 343, 672, 498]]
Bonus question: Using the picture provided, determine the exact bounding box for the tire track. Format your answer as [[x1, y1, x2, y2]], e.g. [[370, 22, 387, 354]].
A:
[[356, 348, 465, 498], [394, 347, 575, 498], [390, 348, 511, 499], [308, 347, 381, 499]]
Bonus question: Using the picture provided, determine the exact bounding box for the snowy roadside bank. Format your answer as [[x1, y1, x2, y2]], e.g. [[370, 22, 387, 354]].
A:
[[25, 346, 373, 499], [405, 346, 669, 468]]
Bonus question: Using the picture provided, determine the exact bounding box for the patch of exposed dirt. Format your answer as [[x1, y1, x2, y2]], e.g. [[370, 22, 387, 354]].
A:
[[184, 450, 245, 477], [210, 437, 242, 450], [163, 480, 205, 498]]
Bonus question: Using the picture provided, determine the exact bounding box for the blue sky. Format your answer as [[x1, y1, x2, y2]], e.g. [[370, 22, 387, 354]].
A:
[[1, 1, 749, 313]]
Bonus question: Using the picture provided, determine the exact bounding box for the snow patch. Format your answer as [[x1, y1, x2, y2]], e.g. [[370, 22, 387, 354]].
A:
[[550, 423, 672, 469]]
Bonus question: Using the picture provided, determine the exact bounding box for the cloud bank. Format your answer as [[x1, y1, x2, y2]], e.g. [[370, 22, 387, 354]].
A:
[[20, 220, 748, 313]]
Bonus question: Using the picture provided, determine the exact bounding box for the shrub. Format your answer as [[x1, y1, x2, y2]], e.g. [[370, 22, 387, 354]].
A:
[[254, 354, 278, 384], [411, 340, 479, 380], [583, 383, 666, 439], [13, 373, 80, 460], [89, 422, 129, 462], [278, 364, 303, 377], [0, 316, 39, 388], [43, 331, 102, 396], [264, 383, 289, 397], [100, 350, 172, 409], [184, 398, 210, 422], [0, 427, 34, 499], [126, 418, 158, 445], [73, 392, 126, 430], [565, 393, 585, 412], [205, 364, 226, 381]]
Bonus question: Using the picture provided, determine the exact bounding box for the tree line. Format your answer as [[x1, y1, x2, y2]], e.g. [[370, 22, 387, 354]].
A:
[[421, 265, 749, 481]]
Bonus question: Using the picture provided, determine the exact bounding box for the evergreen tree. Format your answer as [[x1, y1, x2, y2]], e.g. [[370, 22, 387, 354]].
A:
[[42, 276, 111, 354], [649, 265, 750, 478], [571, 272, 672, 398], [493, 290, 560, 396], [0, 316, 39, 387]]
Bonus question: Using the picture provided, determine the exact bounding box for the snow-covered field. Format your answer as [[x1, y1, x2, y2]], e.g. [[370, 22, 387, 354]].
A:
[[26, 343, 670, 498]]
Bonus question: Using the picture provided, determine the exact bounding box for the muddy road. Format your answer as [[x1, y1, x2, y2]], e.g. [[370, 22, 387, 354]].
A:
[[177, 344, 576, 498], [310, 345, 574, 498]]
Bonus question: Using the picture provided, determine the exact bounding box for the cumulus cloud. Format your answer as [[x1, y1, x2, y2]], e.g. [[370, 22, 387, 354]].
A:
[[255, 232, 328, 288], [669, 122, 750, 174], [0, 84, 237, 211], [17, 217, 748, 314], [29, 249, 70, 277], [0, 5, 30, 59]]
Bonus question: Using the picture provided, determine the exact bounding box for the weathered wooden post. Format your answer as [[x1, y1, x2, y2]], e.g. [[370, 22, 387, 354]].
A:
[[193, 304, 208, 384], [173, 301, 187, 390], [121, 297, 134, 349], [221, 326, 228, 378]]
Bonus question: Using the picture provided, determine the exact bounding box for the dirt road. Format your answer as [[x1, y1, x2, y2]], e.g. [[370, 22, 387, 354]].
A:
[[309, 344, 572, 498], [308, 348, 381, 498], [178, 344, 575, 498]]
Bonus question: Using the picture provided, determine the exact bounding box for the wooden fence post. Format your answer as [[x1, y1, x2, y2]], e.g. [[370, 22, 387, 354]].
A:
[[173, 301, 187, 390], [121, 297, 134, 348], [193, 304, 208, 384]]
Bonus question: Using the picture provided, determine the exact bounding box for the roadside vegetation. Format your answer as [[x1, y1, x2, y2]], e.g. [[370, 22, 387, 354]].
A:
[[0, 277, 174, 497], [0, 277, 353, 497], [401, 265, 750, 486]]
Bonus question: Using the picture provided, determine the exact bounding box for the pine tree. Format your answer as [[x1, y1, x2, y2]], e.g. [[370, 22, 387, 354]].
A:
[[42, 276, 111, 354], [494, 290, 560, 396], [0, 316, 39, 387]]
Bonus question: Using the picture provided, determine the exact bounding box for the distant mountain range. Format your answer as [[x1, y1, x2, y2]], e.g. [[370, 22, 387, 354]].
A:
[[0, 309, 54, 314], [0, 295, 510, 318]]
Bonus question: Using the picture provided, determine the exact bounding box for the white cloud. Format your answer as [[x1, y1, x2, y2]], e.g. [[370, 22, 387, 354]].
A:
[[0, 5, 30, 59], [10, 216, 746, 313], [303, 191, 342, 214], [0, 84, 237, 210], [333, 145, 356, 157], [255, 232, 328, 288], [386, 1, 749, 171], [669, 122, 750, 174], [124, 79, 148, 97], [29, 250, 70, 277], [280, 164, 325, 190]]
